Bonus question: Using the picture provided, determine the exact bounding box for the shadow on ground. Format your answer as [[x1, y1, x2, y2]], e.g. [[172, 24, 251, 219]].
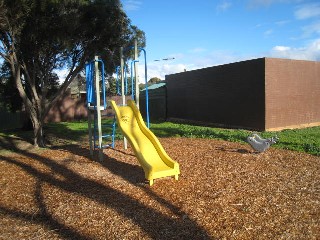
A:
[[0, 136, 212, 239]]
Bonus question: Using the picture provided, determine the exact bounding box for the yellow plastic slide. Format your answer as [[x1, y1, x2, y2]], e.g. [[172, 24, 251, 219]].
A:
[[109, 100, 180, 186]]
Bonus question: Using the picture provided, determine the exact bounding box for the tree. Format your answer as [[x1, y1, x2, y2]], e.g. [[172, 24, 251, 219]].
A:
[[107, 76, 118, 96], [148, 77, 162, 84], [0, 61, 22, 112], [0, 0, 145, 147], [0, 60, 60, 112], [139, 77, 162, 90]]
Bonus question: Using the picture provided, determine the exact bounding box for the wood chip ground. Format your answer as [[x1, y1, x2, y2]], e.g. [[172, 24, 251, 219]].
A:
[[0, 136, 319, 239]]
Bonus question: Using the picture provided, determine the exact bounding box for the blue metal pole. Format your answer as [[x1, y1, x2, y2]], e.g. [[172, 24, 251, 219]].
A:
[[138, 48, 150, 128], [115, 66, 121, 95], [124, 65, 128, 95], [123, 45, 150, 128], [97, 59, 106, 109], [85, 62, 91, 103], [130, 60, 139, 100], [85, 61, 95, 105]]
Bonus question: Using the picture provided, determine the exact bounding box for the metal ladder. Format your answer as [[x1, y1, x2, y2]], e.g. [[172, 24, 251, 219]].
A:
[[92, 113, 116, 149]]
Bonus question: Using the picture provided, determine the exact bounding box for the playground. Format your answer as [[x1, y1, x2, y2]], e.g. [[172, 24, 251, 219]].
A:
[[0, 133, 319, 239], [1, 43, 319, 239], [84, 42, 180, 186]]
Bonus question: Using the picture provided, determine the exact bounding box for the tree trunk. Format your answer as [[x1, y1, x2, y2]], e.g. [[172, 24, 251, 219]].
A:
[[11, 57, 46, 148], [31, 114, 46, 148]]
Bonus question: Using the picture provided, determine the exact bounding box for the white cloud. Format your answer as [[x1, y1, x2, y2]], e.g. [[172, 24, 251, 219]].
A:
[[247, 0, 305, 8], [264, 29, 274, 36], [294, 3, 320, 20], [270, 38, 320, 60], [145, 50, 258, 81], [247, 0, 279, 8], [292, 3, 320, 39], [216, 1, 232, 12], [163, 64, 186, 75], [272, 46, 291, 51], [141, 38, 320, 82], [143, 62, 186, 80], [198, 49, 258, 67], [248, 0, 274, 7], [122, 0, 142, 11], [301, 21, 320, 38], [275, 20, 291, 26], [188, 47, 207, 53]]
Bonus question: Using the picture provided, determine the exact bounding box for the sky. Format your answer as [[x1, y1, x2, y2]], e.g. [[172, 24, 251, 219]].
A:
[[121, 0, 320, 80]]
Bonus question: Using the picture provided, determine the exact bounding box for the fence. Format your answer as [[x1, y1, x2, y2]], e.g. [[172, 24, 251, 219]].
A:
[[140, 85, 167, 121], [0, 109, 24, 130]]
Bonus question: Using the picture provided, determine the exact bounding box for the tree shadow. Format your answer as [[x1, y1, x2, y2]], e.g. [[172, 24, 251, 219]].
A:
[[0, 128, 35, 146], [110, 147, 136, 157], [0, 137, 212, 239], [215, 146, 252, 154], [0, 133, 35, 152], [0, 180, 89, 240], [56, 143, 146, 184]]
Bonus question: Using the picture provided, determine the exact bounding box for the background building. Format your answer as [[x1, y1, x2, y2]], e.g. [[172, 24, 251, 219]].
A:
[[166, 58, 320, 131]]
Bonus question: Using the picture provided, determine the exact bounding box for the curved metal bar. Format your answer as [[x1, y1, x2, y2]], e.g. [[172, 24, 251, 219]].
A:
[[138, 47, 150, 128], [130, 60, 139, 100]]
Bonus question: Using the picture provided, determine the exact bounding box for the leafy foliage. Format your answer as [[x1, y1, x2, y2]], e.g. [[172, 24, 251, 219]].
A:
[[0, 0, 145, 146], [139, 77, 162, 90], [148, 77, 162, 84], [0, 62, 22, 112]]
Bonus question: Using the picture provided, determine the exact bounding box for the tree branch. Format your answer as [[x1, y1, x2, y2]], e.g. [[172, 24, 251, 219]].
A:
[[0, 51, 10, 62], [44, 57, 86, 118]]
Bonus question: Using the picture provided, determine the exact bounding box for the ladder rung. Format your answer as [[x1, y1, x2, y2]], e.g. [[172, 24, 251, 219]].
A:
[[93, 133, 115, 138], [94, 131, 112, 136], [101, 114, 114, 117], [89, 111, 116, 149], [102, 134, 113, 138], [94, 144, 114, 149], [93, 122, 115, 126], [102, 124, 116, 127]]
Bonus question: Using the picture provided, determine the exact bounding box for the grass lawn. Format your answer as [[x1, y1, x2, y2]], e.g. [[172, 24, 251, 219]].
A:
[[150, 122, 320, 156], [1, 119, 319, 156]]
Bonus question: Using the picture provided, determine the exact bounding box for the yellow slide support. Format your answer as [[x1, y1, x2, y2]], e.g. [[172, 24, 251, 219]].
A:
[[109, 100, 180, 186]]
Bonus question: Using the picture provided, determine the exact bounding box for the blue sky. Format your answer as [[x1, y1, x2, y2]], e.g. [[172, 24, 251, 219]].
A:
[[121, 0, 320, 80]]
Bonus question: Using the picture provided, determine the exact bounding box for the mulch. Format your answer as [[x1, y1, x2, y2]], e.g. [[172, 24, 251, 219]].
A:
[[0, 136, 319, 239]]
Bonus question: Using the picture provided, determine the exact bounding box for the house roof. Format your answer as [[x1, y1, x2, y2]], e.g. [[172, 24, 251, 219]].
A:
[[141, 82, 166, 91]]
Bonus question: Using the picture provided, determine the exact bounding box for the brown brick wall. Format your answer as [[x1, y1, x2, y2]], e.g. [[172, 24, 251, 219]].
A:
[[166, 57, 320, 131], [166, 58, 266, 130], [265, 58, 320, 130]]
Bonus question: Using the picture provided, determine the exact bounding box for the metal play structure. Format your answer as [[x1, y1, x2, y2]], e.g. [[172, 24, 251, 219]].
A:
[[85, 40, 149, 161], [85, 41, 180, 185]]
